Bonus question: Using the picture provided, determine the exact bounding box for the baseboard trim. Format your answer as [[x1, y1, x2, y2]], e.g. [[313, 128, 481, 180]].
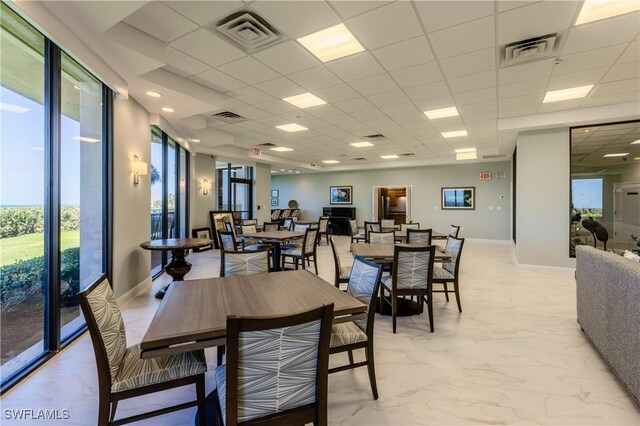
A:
[[117, 277, 152, 306]]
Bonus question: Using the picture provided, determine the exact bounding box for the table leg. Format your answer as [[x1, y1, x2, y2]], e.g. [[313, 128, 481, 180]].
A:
[[155, 249, 192, 299], [271, 242, 282, 272]]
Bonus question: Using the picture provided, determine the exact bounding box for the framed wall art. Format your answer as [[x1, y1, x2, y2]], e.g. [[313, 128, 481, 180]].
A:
[[191, 228, 213, 252], [441, 187, 475, 210], [330, 186, 352, 205]]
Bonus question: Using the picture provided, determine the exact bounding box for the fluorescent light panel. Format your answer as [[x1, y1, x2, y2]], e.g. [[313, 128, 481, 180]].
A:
[[276, 123, 308, 132], [442, 130, 468, 138], [297, 23, 364, 62], [282, 92, 326, 109], [456, 151, 477, 160], [350, 141, 374, 148], [271, 147, 294, 152], [424, 106, 459, 120], [380, 155, 399, 159], [455, 148, 476, 153], [161, 107, 174, 112], [146, 91, 162, 98], [603, 153, 629, 157], [322, 160, 340, 164], [631, 139, 640, 144], [576, 0, 640, 25], [543, 85, 593, 103]]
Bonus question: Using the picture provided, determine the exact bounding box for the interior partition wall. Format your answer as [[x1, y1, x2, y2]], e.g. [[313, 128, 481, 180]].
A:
[[0, 2, 112, 393]]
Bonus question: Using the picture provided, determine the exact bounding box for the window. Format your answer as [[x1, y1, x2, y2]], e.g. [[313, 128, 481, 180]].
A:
[[572, 178, 603, 220], [216, 162, 253, 223], [0, 3, 111, 392]]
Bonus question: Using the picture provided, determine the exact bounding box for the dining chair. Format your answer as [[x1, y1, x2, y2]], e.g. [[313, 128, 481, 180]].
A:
[[449, 225, 461, 238], [281, 227, 319, 274], [329, 236, 351, 290], [368, 230, 395, 244], [213, 304, 334, 426], [350, 219, 366, 244], [317, 216, 330, 246], [432, 236, 465, 313], [381, 245, 436, 333], [263, 221, 280, 231], [281, 208, 292, 218], [407, 228, 432, 245], [218, 230, 239, 251], [400, 223, 420, 231], [363, 221, 381, 243], [293, 223, 310, 232], [220, 248, 270, 277], [270, 209, 281, 220], [241, 219, 257, 226], [78, 278, 207, 426], [283, 217, 293, 231], [329, 257, 383, 400], [381, 219, 396, 228]]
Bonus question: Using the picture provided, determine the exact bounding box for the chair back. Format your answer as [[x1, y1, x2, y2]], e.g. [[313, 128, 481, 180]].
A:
[[329, 236, 343, 288], [346, 257, 383, 333], [224, 304, 334, 425], [219, 230, 239, 251], [302, 227, 319, 255], [241, 224, 257, 235], [281, 209, 291, 218], [241, 219, 257, 226], [349, 219, 359, 236], [77, 278, 127, 389], [221, 249, 270, 277], [368, 230, 395, 244], [318, 217, 329, 233], [407, 228, 432, 245], [400, 223, 419, 231], [449, 225, 461, 238], [283, 218, 294, 231], [364, 221, 381, 242], [392, 245, 435, 290], [443, 236, 465, 277], [271, 209, 281, 220], [263, 222, 280, 231], [294, 223, 310, 232], [381, 219, 396, 228]]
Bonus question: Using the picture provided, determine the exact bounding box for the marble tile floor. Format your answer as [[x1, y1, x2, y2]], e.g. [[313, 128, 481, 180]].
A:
[[2, 237, 639, 425]]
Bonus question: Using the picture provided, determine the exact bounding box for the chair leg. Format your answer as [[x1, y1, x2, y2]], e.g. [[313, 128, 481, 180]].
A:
[[109, 400, 118, 423], [196, 375, 207, 425], [366, 342, 379, 400], [443, 282, 450, 301], [454, 279, 462, 313], [313, 257, 318, 275], [427, 293, 434, 333], [348, 350, 354, 365], [217, 345, 225, 366], [98, 394, 110, 426], [392, 293, 397, 334]]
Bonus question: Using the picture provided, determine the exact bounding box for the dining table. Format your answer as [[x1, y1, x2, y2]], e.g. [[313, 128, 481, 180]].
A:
[[240, 230, 304, 271]]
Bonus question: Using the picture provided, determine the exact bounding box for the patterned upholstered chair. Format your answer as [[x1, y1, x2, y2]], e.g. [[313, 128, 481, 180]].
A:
[[281, 227, 319, 274], [78, 279, 207, 426], [293, 223, 310, 232], [329, 236, 351, 290], [214, 304, 334, 426], [368, 230, 395, 244], [363, 221, 381, 243], [432, 236, 465, 313], [219, 230, 239, 251], [270, 209, 281, 220], [381, 219, 396, 229], [220, 248, 270, 277], [241, 219, 257, 226], [350, 219, 366, 244], [283, 217, 294, 231], [329, 257, 383, 400], [381, 245, 436, 333], [407, 228, 432, 245], [263, 222, 280, 231], [317, 216, 330, 246], [449, 225, 461, 238], [400, 223, 420, 231]]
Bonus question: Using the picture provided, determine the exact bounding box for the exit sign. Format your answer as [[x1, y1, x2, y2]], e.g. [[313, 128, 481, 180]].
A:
[[251, 148, 261, 156], [479, 172, 491, 181]]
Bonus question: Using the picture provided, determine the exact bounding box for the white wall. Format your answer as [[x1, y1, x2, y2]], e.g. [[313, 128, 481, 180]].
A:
[[254, 163, 272, 224], [112, 96, 151, 297], [190, 153, 216, 230], [272, 161, 512, 240], [516, 128, 573, 268]]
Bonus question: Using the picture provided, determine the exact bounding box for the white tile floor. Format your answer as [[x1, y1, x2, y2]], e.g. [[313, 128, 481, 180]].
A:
[[2, 237, 639, 425]]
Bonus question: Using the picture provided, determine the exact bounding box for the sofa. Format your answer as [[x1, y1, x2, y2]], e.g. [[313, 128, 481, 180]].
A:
[[576, 246, 640, 405]]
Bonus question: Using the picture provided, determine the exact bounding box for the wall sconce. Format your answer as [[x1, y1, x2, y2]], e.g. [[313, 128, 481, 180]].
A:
[[132, 155, 148, 185], [202, 179, 211, 195]]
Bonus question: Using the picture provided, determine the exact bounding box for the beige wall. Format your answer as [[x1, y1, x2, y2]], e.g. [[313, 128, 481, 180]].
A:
[[255, 163, 272, 224], [112, 96, 151, 297], [190, 153, 216, 230]]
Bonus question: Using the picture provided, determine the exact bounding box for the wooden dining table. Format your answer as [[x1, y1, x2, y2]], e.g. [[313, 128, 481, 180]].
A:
[[140, 270, 366, 359], [240, 230, 305, 271], [351, 243, 451, 261]]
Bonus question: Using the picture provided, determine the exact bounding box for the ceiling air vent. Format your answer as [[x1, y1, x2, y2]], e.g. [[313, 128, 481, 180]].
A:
[[211, 111, 248, 124], [208, 10, 284, 54], [363, 134, 386, 140], [258, 142, 277, 147], [400, 153, 415, 157], [502, 34, 559, 66], [353, 157, 367, 161], [482, 154, 507, 159]]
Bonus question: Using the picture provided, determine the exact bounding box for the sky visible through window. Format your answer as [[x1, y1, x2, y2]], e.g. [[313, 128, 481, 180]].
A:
[[572, 178, 603, 209]]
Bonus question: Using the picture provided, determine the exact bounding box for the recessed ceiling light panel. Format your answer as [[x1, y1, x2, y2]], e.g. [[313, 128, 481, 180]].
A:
[[161, 107, 174, 112], [424, 107, 459, 120], [576, 0, 640, 25], [297, 23, 364, 62], [454, 148, 476, 153], [271, 147, 294, 152], [543, 85, 593, 103], [276, 123, 308, 132], [442, 130, 468, 138], [283, 92, 326, 109], [603, 153, 629, 157], [631, 139, 640, 144], [146, 91, 162, 98], [380, 155, 399, 159], [322, 160, 340, 164], [350, 141, 374, 148]]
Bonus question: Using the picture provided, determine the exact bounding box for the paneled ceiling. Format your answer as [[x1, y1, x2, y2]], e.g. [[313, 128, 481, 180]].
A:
[[39, 1, 640, 173]]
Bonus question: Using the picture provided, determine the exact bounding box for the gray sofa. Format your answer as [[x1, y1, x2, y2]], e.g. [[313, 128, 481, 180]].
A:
[[576, 246, 640, 405]]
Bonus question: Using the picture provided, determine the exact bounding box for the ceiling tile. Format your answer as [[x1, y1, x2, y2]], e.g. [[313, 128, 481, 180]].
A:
[[254, 77, 305, 98], [346, 1, 423, 49], [305, 104, 345, 119], [580, 92, 635, 107], [602, 62, 640, 83], [326, 52, 384, 81], [499, 78, 547, 99], [448, 70, 496, 94], [251, 1, 341, 38], [313, 84, 361, 103], [497, 1, 578, 45], [537, 99, 583, 113], [390, 62, 443, 88], [429, 16, 495, 59], [350, 74, 399, 96], [253, 41, 320, 75], [439, 48, 496, 79], [547, 67, 608, 91], [498, 105, 537, 118], [287, 66, 342, 91], [379, 102, 420, 118], [415, 1, 494, 33], [218, 57, 279, 85], [171, 29, 245, 67], [371, 37, 435, 72], [497, 1, 537, 13], [163, 1, 243, 26], [334, 97, 375, 113], [454, 87, 497, 105], [414, 95, 457, 111], [618, 40, 639, 64], [563, 12, 640, 55], [592, 78, 640, 97], [555, 44, 626, 76], [165, 47, 210, 77], [498, 58, 555, 85], [498, 94, 542, 110], [329, 1, 391, 19], [350, 108, 387, 122], [458, 100, 497, 114], [405, 81, 451, 102], [226, 86, 274, 104], [124, 2, 198, 42], [367, 90, 411, 108], [190, 68, 246, 92]]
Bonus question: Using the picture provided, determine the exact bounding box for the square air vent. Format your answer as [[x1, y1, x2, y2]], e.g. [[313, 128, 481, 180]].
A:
[[208, 10, 285, 54], [258, 142, 277, 147], [353, 157, 367, 161], [363, 134, 386, 140], [400, 153, 415, 157], [211, 111, 248, 124], [502, 34, 559, 66]]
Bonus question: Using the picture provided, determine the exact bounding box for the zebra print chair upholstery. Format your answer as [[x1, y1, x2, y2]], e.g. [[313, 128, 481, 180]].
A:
[[329, 257, 383, 400], [214, 305, 334, 426], [220, 249, 270, 277], [78, 278, 207, 425], [381, 245, 436, 333], [407, 228, 432, 245], [368, 230, 395, 244], [432, 236, 465, 313]]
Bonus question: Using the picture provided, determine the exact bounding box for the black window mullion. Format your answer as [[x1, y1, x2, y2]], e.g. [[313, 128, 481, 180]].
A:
[[103, 86, 114, 283], [44, 40, 61, 353], [162, 133, 169, 265], [175, 145, 181, 238], [185, 152, 190, 235]]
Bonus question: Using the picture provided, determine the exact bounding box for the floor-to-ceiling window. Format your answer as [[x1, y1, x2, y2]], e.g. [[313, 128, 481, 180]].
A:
[[149, 127, 189, 276], [0, 3, 111, 392], [216, 162, 253, 223]]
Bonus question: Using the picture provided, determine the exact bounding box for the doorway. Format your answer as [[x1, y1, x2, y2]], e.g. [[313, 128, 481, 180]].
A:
[[613, 182, 640, 248], [372, 186, 412, 224]]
